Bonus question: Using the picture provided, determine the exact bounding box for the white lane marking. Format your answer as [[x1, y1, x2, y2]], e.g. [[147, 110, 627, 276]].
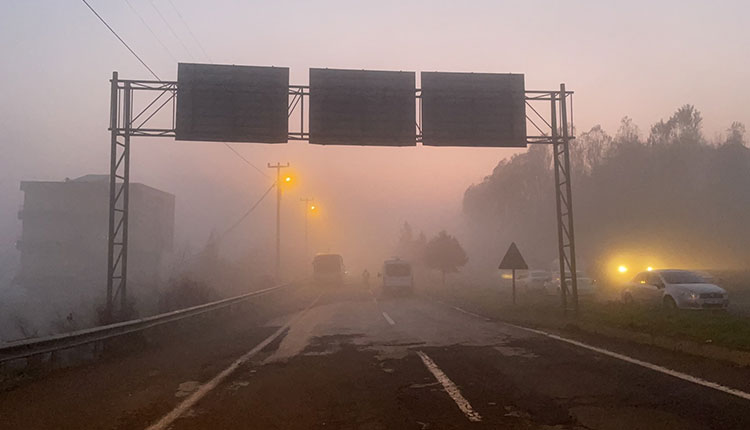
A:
[[382, 311, 396, 326], [449, 305, 492, 322], [368, 288, 379, 305], [448, 305, 750, 402], [416, 350, 482, 422], [144, 294, 323, 430]]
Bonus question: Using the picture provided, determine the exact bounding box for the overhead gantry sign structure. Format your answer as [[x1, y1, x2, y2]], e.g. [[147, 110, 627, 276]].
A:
[[105, 63, 579, 320]]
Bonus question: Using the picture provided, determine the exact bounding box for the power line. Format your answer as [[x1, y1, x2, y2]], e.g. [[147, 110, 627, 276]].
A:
[[223, 143, 271, 179], [171, 181, 276, 273], [80, 0, 160, 80], [85, 0, 275, 258], [139, 1, 252, 179], [219, 182, 276, 241], [124, 0, 177, 62], [147, 0, 194, 60], [116, 2, 252, 177], [153, 1, 255, 180], [165, 0, 213, 62]]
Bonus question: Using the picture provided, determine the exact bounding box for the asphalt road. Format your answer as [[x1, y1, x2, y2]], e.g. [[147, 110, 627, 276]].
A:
[[3, 284, 750, 429]]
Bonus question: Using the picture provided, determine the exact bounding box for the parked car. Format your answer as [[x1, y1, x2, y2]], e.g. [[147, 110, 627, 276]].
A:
[[621, 269, 729, 310], [544, 272, 597, 296], [379, 258, 414, 295], [517, 270, 551, 293]]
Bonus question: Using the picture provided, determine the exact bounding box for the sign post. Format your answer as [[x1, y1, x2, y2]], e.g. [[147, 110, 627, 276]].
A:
[[498, 242, 528, 305]]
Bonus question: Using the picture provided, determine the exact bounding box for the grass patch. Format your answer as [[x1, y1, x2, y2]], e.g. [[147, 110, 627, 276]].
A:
[[429, 283, 750, 352]]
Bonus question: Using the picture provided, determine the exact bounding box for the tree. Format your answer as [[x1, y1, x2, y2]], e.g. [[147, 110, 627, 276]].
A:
[[647, 104, 704, 146], [725, 121, 747, 147], [414, 231, 427, 264], [571, 125, 612, 176], [424, 231, 468, 285], [396, 222, 427, 264], [397, 222, 413, 257], [463, 103, 750, 274], [614, 116, 641, 146]]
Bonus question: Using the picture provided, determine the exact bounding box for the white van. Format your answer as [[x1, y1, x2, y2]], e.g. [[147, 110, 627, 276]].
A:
[[381, 258, 414, 294], [312, 253, 345, 287]]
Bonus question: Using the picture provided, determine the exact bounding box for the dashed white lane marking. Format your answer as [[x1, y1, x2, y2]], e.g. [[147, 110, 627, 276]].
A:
[[416, 350, 482, 422], [449, 305, 750, 402], [368, 288, 378, 305], [382, 311, 396, 326], [144, 294, 323, 430], [449, 305, 492, 322]]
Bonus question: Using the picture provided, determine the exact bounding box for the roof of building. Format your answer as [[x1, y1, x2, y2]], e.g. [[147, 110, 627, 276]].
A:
[[20, 175, 174, 198], [72, 174, 108, 182]]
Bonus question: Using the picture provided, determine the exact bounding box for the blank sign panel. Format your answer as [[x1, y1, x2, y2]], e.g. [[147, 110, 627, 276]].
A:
[[421, 72, 526, 147], [176, 63, 289, 143], [309, 68, 416, 146]]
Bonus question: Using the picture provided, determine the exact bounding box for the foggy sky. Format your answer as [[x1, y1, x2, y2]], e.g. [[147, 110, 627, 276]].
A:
[[1, 0, 749, 277]]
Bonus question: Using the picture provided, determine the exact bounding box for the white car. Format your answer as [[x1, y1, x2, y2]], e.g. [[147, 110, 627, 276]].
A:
[[517, 270, 551, 293], [544, 272, 597, 296], [621, 269, 728, 310]]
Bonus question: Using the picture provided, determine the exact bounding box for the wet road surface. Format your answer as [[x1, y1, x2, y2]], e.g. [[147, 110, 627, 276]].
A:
[[3, 285, 750, 429]]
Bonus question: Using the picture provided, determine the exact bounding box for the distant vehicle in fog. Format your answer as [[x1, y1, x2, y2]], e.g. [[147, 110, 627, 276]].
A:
[[380, 258, 414, 295], [312, 254, 345, 286], [517, 270, 551, 293], [544, 272, 597, 296], [621, 269, 729, 310]]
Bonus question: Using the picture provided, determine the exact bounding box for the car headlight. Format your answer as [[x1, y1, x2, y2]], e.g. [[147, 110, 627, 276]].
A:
[[682, 291, 698, 300]]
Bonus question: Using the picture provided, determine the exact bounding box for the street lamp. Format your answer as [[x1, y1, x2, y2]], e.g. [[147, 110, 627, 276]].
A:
[[268, 162, 291, 280], [301, 197, 315, 259]]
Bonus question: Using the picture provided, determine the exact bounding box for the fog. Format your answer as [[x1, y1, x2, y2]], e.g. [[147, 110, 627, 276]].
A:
[[464, 108, 750, 287], [1, 0, 750, 340]]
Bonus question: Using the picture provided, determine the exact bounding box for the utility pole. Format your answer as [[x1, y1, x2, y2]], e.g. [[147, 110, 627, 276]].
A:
[[300, 197, 315, 259], [268, 162, 290, 280]]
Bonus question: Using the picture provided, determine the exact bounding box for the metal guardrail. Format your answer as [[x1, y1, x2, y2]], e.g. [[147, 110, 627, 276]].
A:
[[0, 283, 292, 364]]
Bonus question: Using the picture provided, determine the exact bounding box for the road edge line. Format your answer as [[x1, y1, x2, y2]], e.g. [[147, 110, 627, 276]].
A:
[[447, 304, 750, 402]]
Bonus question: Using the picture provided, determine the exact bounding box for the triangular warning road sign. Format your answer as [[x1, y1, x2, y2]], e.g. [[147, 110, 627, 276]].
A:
[[498, 242, 528, 270]]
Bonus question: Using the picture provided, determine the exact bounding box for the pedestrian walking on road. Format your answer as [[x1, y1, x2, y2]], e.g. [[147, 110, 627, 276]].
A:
[[362, 269, 371, 288]]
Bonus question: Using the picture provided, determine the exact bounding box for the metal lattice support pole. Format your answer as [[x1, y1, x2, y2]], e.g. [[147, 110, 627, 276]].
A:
[[120, 81, 132, 315], [106, 72, 118, 322], [560, 84, 579, 313], [551, 92, 568, 313], [551, 85, 579, 315], [106, 74, 132, 322]]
